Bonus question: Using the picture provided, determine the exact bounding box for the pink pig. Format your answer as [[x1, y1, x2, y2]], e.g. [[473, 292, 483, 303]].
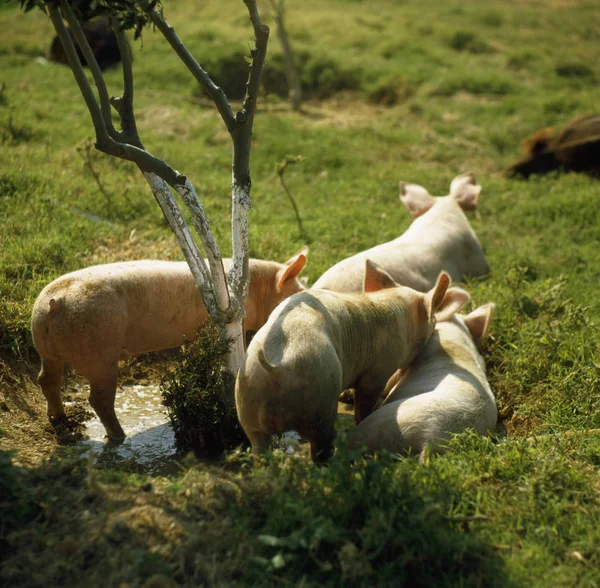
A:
[[355, 303, 497, 461], [313, 173, 489, 293]]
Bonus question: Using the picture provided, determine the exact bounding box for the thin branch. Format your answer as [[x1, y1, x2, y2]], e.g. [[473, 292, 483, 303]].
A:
[[109, 11, 140, 146], [241, 0, 269, 122], [60, 0, 118, 139], [48, 5, 111, 144], [77, 138, 114, 207], [150, 10, 236, 133], [278, 156, 306, 238]]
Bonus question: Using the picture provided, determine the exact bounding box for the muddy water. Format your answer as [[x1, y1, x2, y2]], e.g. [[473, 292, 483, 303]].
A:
[[76, 383, 357, 472], [77, 384, 179, 474]]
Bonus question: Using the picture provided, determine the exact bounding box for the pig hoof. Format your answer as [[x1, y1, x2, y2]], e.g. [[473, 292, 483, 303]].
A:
[[105, 434, 126, 446], [49, 413, 68, 426]]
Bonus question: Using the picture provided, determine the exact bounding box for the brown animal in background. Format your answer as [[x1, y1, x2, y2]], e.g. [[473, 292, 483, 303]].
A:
[[49, 16, 124, 71], [31, 249, 308, 440], [508, 114, 600, 178]]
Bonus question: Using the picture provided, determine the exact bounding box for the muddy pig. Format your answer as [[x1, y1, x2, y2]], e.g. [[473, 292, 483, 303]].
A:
[[31, 248, 308, 440], [355, 303, 496, 461], [235, 260, 470, 461], [312, 173, 489, 293]]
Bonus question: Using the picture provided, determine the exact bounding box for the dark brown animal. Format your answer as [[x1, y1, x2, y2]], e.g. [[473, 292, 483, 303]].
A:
[[49, 17, 123, 71], [508, 114, 600, 178]]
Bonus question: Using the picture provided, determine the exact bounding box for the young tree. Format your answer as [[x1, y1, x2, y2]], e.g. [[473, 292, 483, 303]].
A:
[[21, 0, 269, 382]]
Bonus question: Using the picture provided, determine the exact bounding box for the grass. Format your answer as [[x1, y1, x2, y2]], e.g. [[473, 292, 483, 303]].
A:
[[1, 0, 600, 585]]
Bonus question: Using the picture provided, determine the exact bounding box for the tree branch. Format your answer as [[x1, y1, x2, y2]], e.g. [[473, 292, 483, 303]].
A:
[[95, 139, 188, 187], [48, 4, 111, 145], [60, 0, 118, 139], [241, 0, 270, 122], [109, 12, 141, 146], [149, 10, 236, 133]]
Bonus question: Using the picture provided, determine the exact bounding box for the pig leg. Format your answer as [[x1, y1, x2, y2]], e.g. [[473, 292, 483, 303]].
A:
[[305, 405, 337, 462], [247, 430, 271, 455], [354, 376, 388, 425], [87, 362, 125, 441], [38, 357, 66, 423], [309, 431, 336, 463]]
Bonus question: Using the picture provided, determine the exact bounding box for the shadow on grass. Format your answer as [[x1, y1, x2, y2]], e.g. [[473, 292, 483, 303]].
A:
[[0, 439, 510, 587]]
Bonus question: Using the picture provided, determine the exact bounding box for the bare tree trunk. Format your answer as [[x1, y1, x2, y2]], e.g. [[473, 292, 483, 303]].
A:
[[270, 0, 302, 110]]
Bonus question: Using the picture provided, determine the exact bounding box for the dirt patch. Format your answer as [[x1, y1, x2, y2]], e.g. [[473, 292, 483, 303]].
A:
[[82, 232, 183, 266], [262, 92, 392, 128]]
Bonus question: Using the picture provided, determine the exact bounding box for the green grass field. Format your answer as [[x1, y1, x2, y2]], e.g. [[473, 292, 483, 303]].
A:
[[2, 0, 600, 585]]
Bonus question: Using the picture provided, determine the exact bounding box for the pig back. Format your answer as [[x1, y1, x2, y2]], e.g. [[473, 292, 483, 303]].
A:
[[313, 198, 488, 294], [312, 242, 430, 293], [31, 261, 208, 362]]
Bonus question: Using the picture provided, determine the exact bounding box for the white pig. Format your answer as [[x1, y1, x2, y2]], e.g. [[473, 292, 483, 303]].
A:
[[31, 248, 309, 440], [235, 260, 470, 461], [312, 173, 489, 293], [355, 303, 496, 461]]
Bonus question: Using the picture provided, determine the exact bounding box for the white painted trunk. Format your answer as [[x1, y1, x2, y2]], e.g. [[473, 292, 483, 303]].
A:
[[143, 172, 218, 317], [173, 180, 231, 316], [228, 179, 251, 304], [143, 171, 249, 380], [224, 320, 246, 379]]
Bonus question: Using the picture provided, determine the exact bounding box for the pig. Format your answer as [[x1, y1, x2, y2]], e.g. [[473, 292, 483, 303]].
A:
[[31, 248, 309, 440], [355, 303, 496, 461], [235, 260, 470, 461], [312, 173, 489, 293]]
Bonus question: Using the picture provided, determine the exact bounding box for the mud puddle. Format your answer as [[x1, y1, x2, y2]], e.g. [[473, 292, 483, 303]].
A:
[[73, 384, 180, 475], [70, 383, 356, 472]]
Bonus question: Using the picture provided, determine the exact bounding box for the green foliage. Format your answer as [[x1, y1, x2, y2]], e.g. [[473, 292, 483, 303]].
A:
[[430, 71, 516, 96], [160, 324, 248, 457], [19, 0, 163, 40], [234, 440, 507, 586], [482, 267, 600, 434]]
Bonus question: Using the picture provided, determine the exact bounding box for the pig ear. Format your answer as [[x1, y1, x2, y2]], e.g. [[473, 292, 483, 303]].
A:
[[399, 182, 436, 219], [463, 303, 495, 344], [277, 247, 308, 291], [283, 245, 309, 266], [424, 272, 470, 321], [424, 272, 450, 318], [434, 287, 471, 322], [364, 259, 398, 292], [449, 172, 481, 211]]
